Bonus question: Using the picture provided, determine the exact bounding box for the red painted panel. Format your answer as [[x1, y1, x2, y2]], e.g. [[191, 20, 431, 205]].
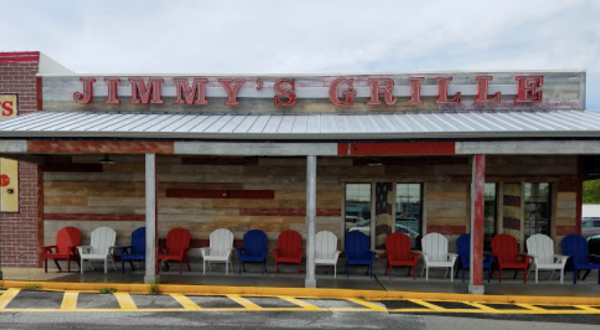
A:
[[42, 164, 103, 172], [36, 76, 43, 110], [167, 189, 229, 199], [229, 190, 274, 199], [0, 51, 40, 63], [342, 142, 455, 156], [166, 189, 275, 199], [427, 225, 466, 235], [45, 214, 145, 221], [472, 154, 486, 286], [240, 208, 341, 216], [557, 226, 579, 236], [576, 156, 583, 235], [27, 141, 175, 154]]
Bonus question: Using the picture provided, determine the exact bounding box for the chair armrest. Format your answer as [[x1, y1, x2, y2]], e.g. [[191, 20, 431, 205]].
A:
[[273, 248, 280, 258], [553, 254, 569, 264], [484, 253, 495, 263], [369, 251, 376, 261], [333, 251, 341, 262], [420, 251, 429, 262], [517, 253, 531, 263], [108, 246, 119, 255], [588, 255, 600, 263], [118, 246, 132, 255], [446, 253, 458, 263], [41, 245, 57, 253], [410, 251, 420, 261], [236, 248, 245, 258], [77, 246, 92, 255]]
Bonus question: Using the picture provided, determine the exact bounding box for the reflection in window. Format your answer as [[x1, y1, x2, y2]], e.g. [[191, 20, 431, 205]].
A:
[[484, 183, 497, 250], [395, 183, 422, 249], [524, 182, 551, 242], [345, 183, 372, 237], [375, 183, 393, 249]]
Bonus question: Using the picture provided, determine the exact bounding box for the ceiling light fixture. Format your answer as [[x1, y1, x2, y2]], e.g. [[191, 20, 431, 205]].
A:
[[99, 154, 115, 165]]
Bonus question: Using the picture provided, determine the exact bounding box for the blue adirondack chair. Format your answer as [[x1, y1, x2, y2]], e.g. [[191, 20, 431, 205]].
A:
[[561, 235, 600, 284], [455, 234, 495, 283], [237, 229, 269, 275], [345, 231, 376, 279], [118, 227, 145, 273]]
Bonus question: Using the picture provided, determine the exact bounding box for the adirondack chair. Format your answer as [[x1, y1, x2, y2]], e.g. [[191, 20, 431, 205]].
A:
[[118, 227, 146, 273], [315, 231, 341, 278], [200, 228, 235, 275], [421, 233, 458, 281], [385, 232, 419, 280], [561, 235, 600, 284], [345, 231, 376, 279], [491, 234, 530, 283], [273, 230, 304, 274], [77, 226, 117, 274], [237, 229, 268, 275], [455, 234, 494, 283], [158, 228, 191, 274], [526, 234, 569, 284], [41, 226, 81, 273]]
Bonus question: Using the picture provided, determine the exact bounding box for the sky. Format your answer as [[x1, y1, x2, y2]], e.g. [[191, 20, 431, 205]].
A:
[[2, 0, 599, 108]]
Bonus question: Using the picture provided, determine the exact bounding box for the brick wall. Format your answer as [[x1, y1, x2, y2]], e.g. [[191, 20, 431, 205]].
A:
[[0, 52, 42, 267]]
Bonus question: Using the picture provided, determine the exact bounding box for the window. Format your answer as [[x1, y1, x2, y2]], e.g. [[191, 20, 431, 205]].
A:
[[484, 183, 497, 250], [395, 183, 422, 249], [345, 183, 372, 237], [524, 182, 551, 241]]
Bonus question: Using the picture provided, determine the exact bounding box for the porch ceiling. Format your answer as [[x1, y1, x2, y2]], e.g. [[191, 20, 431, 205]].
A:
[[1, 110, 600, 140]]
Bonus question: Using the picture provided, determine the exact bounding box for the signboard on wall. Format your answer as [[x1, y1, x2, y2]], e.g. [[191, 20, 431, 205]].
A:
[[0, 94, 18, 212]]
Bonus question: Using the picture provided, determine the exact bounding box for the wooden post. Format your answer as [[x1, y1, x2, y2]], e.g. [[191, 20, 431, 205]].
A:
[[469, 154, 485, 294], [144, 153, 160, 284], [305, 155, 317, 288]]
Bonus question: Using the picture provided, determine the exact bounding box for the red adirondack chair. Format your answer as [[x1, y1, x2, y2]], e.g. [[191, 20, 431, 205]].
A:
[[41, 227, 81, 273], [491, 234, 531, 283], [274, 230, 304, 274], [385, 232, 419, 279], [158, 228, 191, 274]]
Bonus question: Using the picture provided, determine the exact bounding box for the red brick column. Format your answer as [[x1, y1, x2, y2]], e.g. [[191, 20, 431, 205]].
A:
[[0, 52, 42, 268]]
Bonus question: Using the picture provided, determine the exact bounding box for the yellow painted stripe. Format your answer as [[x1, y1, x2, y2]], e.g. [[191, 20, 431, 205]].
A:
[[574, 305, 600, 313], [462, 301, 498, 312], [227, 295, 262, 310], [0, 289, 20, 309], [114, 293, 137, 310], [61, 292, 78, 310], [279, 296, 322, 311], [409, 299, 445, 311], [170, 294, 201, 310], [345, 298, 387, 311], [515, 303, 546, 312]]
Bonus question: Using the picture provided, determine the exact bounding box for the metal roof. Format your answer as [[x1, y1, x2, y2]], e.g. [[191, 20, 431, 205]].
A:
[[1, 110, 600, 140]]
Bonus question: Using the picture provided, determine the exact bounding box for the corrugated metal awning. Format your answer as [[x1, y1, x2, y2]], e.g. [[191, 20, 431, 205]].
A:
[[1, 110, 600, 140]]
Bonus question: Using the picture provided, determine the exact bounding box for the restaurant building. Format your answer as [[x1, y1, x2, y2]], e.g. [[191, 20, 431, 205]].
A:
[[0, 51, 596, 293]]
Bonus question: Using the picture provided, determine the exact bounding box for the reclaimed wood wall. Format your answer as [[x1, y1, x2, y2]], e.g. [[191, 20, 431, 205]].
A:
[[42, 154, 578, 255]]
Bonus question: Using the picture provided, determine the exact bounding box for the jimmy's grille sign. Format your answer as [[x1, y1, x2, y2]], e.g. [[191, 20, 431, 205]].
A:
[[0, 94, 18, 212], [71, 75, 545, 107]]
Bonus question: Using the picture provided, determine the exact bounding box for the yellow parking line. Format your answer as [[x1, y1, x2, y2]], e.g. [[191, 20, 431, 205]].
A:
[[227, 295, 262, 310], [170, 294, 201, 310], [61, 292, 78, 310], [345, 298, 387, 311], [574, 305, 600, 313], [0, 289, 20, 309], [114, 293, 137, 310], [463, 301, 498, 312], [515, 303, 546, 312], [279, 296, 323, 311], [408, 299, 445, 312]]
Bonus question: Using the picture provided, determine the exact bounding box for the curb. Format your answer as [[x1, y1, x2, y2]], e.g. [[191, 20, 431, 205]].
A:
[[2, 280, 599, 306]]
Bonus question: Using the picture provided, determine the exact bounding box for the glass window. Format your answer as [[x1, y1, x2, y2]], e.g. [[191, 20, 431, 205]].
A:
[[524, 182, 551, 241], [345, 183, 372, 237], [375, 183, 394, 249], [395, 183, 422, 249], [484, 183, 497, 250]]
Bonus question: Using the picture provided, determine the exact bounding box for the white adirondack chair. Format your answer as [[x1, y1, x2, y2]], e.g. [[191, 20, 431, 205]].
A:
[[200, 228, 235, 275], [421, 233, 458, 281], [77, 226, 117, 274], [526, 234, 569, 284], [315, 231, 341, 278]]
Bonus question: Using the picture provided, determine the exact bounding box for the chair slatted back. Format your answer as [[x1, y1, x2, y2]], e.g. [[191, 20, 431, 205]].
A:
[[130, 227, 146, 256], [277, 230, 302, 258], [386, 232, 412, 261], [166, 228, 191, 255], [210, 228, 234, 256], [315, 231, 338, 259], [561, 235, 589, 265], [492, 234, 519, 263], [345, 231, 370, 260], [422, 233, 449, 262], [90, 227, 117, 254], [56, 227, 82, 254], [456, 233, 470, 266], [526, 234, 554, 264], [243, 230, 267, 257]]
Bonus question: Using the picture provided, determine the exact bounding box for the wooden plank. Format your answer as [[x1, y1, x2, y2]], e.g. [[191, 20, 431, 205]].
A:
[[341, 142, 455, 156], [426, 192, 468, 201], [426, 217, 468, 226], [28, 140, 174, 154]]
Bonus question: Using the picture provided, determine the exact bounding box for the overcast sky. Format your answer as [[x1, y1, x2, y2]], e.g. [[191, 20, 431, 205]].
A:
[[2, 0, 599, 108]]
